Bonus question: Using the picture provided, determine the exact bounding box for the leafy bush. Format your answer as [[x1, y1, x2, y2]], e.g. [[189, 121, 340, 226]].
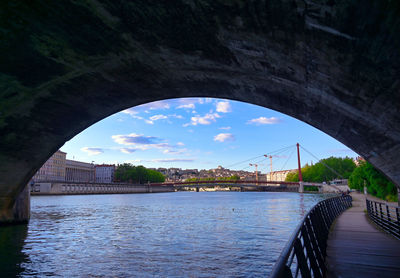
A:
[[115, 164, 165, 183], [304, 186, 319, 192], [349, 161, 397, 202], [285, 157, 356, 183]]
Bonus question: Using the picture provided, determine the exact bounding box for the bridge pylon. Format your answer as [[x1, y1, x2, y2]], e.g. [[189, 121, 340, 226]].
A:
[[299, 182, 304, 193]]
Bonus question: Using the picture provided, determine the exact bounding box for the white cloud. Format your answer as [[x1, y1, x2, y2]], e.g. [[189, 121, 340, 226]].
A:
[[185, 113, 220, 126], [125, 158, 194, 163], [177, 103, 195, 109], [145, 114, 183, 124], [81, 147, 104, 156], [149, 114, 168, 121], [152, 158, 194, 163], [121, 108, 153, 124], [120, 148, 136, 154], [122, 101, 171, 117], [216, 101, 232, 113], [169, 114, 183, 119], [141, 100, 171, 110], [247, 117, 281, 125], [178, 98, 210, 107], [214, 133, 235, 142], [198, 98, 213, 104], [121, 108, 139, 116], [219, 126, 231, 130], [177, 142, 185, 146], [163, 148, 188, 155], [112, 133, 159, 145], [112, 133, 177, 152], [125, 159, 143, 164]]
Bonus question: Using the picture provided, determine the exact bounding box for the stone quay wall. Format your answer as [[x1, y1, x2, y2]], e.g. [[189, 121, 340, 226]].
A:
[[31, 182, 174, 195]]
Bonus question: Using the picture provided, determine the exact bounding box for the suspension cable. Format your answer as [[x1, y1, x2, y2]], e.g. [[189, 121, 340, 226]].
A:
[[224, 144, 295, 169], [225, 155, 264, 168], [300, 145, 344, 179], [280, 148, 296, 172]]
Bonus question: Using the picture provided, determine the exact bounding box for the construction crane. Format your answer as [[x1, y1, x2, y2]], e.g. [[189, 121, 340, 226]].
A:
[[264, 154, 280, 182], [249, 163, 259, 184]]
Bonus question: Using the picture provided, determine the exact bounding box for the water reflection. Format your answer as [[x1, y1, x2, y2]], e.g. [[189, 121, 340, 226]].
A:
[[300, 193, 305, 216], [0, 224, 29, 276], [4, 192, 329, 277]]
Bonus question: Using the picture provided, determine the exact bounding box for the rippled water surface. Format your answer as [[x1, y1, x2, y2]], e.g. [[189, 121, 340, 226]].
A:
[[1, 192, 330, 277]]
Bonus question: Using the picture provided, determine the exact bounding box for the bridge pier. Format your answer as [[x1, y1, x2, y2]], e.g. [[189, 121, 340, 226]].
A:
[[298, 182, 304, 193], [196, 187, 199, 192], [0, 185, 30, 225]]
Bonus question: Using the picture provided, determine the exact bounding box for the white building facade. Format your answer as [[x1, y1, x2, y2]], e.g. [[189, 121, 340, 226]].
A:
[[95, 165, 115, 183], [32, 150, 66, 181], [65, 160, 95, 182]]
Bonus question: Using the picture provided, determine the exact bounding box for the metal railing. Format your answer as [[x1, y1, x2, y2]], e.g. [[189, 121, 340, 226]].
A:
[[366, 199, 400, 240], [270, 195, 352, 278]]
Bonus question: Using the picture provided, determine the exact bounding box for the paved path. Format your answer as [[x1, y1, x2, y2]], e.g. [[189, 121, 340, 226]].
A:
[[326, 193, 400, 278]]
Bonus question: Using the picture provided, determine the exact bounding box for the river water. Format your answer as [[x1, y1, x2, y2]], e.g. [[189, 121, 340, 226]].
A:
[[1, 192, 330, 277]]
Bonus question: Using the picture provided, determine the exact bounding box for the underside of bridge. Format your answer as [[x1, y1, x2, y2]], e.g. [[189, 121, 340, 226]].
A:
[[1, 0, 400, 224]]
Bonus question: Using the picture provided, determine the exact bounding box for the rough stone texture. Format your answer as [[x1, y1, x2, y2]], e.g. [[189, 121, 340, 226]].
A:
[[0, 0, 400, 222], [0, 186, 30, 225]]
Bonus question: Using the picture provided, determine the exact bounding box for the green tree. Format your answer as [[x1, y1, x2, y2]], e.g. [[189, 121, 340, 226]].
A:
[[285, 171, 298, 182], [147, 169, 165, 183], [349, 161, 397, 202], [285, 157, 356, 183], [114, 164, 165, 183]]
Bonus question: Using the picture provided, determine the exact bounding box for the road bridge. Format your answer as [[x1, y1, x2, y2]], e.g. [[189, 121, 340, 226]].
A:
[[158, 180, 347, 193], [1, 1, 399, 225], [159, 180, 300, 192], [29, 179, 343, 195]]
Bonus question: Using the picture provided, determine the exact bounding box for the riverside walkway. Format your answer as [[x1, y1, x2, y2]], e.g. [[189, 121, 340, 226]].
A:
[[326, 193, 400, 277]]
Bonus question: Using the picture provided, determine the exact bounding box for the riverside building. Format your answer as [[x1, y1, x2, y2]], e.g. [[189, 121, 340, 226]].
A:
[[32, 150, 66, 181], [95, 164, 115, 183], [65, 159, 95, 182]]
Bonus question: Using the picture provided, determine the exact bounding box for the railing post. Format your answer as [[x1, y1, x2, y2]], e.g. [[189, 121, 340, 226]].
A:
[[397, 207, 400, 236], [386, 205, 391, 225], [305, 217, 325, 277], [366, 199, 400, 240], [294, 238, 311, 278], [270, 196, 353, 278]]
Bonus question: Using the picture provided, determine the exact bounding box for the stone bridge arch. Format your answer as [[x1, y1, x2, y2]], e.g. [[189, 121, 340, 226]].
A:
[[1, 0, 400, 223]]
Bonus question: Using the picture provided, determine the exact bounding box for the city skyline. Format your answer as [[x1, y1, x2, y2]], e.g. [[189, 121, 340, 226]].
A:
[[60, 98, 358, 173]]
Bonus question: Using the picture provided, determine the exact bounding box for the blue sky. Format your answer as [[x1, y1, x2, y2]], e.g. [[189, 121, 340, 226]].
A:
[[60, 98, 358, 173]]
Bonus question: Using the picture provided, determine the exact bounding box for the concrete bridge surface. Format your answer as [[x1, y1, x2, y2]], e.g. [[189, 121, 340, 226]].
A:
[[30, 181, 174, 195], [326, 193, 400, 277], [1, 1, 400, 223]]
